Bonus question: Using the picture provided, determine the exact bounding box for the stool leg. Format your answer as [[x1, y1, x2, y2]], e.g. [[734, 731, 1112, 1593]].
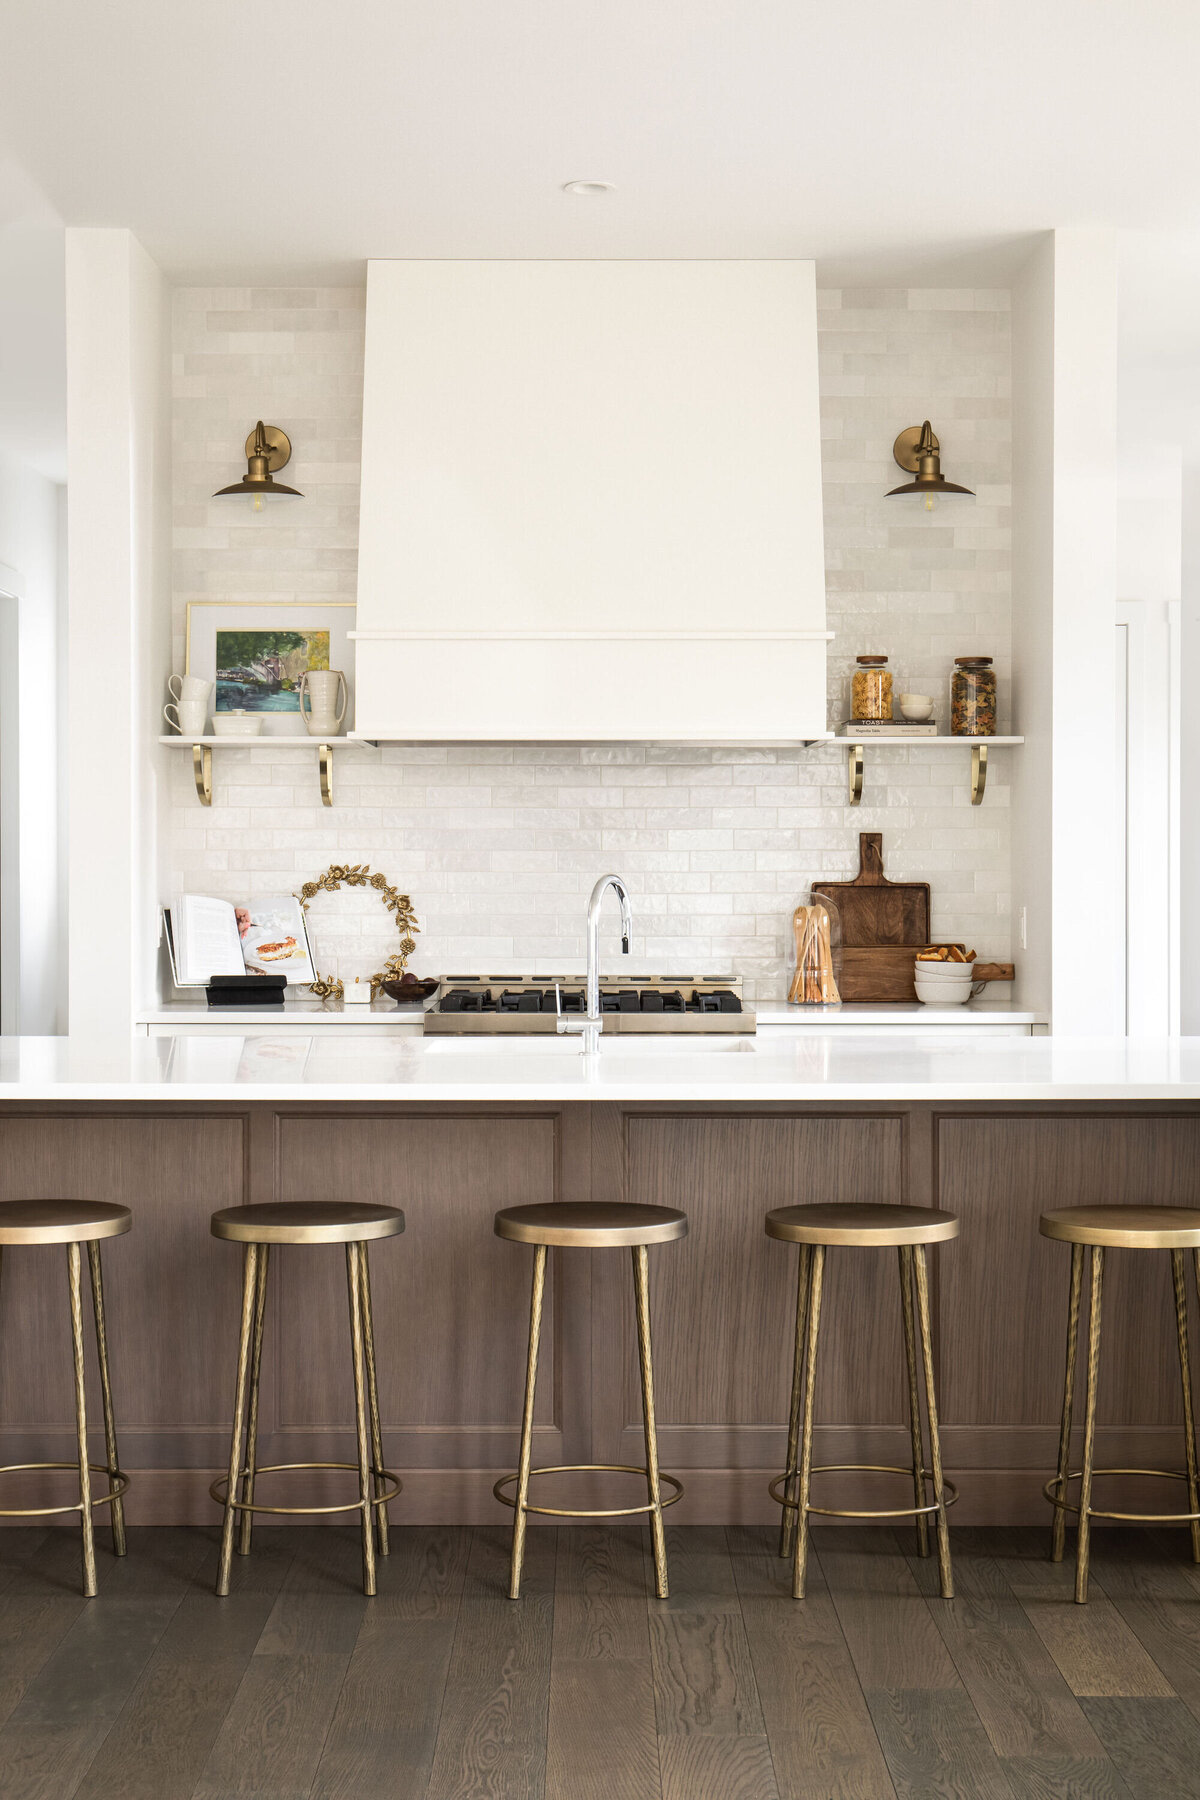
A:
[[792, 1244, 825, 1600], [899, 1246, 930, 1560], [779, 1244, 812, 1560], [509, 1243, 548, 1600], [237, 1243, 270, 1557], [217, 1242, 259, 1598], [359, 1244, 390, 1557], [1075, 1246, 1105, 1605], [913, 1245, 953, 1600], [1050, 1243, 1084, 1562], [632, 1244, 669, 1600], [67, 1243, 97, 1598], [86, 1240, 126, 1559], [346, 1243, 377, 1598], [1171, 1249, 1200, 1562]]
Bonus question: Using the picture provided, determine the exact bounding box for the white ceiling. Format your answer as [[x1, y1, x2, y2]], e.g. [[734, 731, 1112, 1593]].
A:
[[2, 1, 1200, 284], [6, 1, 1200, 483]]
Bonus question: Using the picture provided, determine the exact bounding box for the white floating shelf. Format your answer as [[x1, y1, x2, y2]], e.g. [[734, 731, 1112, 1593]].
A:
[[157, 736, 357, 748], [835, 734, 1023, 746]]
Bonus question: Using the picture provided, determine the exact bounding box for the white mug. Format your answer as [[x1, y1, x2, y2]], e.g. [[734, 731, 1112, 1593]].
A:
[[298, 669, 348, 738], [164, 699, 208, 735], [168, 674, 213, 704]]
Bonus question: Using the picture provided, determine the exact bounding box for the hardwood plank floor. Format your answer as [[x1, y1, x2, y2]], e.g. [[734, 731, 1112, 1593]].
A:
[[6, 1524, 1200, 1797]]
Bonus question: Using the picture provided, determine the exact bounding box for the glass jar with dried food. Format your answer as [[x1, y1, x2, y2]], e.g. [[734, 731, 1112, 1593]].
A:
[[950, 656, 997, 736], [851, 655, 893, 721]]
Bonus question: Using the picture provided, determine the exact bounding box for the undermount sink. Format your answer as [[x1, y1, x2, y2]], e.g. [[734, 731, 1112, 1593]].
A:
[[417, 1033, 756, 1055]]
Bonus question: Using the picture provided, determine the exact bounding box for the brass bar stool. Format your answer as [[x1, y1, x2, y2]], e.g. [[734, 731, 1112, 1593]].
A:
[[1042, 1205, 1200, 1604], [767, 1203, 959, 1600], [0, 1200, 131, 1597], [494, 1201, 687, 1601], [210, 1201, 404, 1598]]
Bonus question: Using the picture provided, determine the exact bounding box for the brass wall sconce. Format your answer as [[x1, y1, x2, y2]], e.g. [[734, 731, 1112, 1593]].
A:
[[887, 421, 973, 510], [214, 421, 303, 509]]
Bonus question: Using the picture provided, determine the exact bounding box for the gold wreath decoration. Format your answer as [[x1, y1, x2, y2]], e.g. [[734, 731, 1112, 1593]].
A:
[[294, 863, 420, 1001]]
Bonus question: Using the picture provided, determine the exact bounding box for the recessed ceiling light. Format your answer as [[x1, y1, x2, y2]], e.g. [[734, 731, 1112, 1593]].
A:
[[562, 180, 615, 197]]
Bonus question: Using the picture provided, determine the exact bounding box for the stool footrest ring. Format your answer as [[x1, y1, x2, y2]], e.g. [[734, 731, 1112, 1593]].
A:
[[769, 1464, 959, 1522], [0, 1461, 129, 1519], [210, 1461, 401, 1518], [1043, 1467, 1200, 1525], [494, 1463, 684, 1520]]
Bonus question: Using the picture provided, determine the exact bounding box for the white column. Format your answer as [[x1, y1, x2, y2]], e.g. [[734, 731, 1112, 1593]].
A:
[[1180, 459, 1200, 1031], [1011, 229, 1121, 1035], [65, 229, 169, 1036]]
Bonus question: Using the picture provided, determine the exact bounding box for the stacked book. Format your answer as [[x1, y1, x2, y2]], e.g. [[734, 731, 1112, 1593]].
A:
[[839, 720, 939, 736]]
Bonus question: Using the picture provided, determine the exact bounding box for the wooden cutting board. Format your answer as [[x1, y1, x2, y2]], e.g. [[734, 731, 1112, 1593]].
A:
[[812, 834, 930, 947], [836, 944, 962, 1003]]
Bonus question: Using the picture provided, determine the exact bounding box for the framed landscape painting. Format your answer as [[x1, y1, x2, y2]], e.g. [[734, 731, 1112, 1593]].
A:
[[184, 602, 355, 736]]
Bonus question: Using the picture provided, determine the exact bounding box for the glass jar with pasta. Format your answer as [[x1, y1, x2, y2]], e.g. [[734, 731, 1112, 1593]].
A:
[[950, 656, 996, 736], [851, 655, 893, 721]]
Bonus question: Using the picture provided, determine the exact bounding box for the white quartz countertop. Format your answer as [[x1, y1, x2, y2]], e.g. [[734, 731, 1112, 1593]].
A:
[[2, 1032, 1198, 1102]]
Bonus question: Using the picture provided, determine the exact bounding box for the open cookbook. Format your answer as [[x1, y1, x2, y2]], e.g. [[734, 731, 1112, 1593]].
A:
[[164, 893, 316, 987]]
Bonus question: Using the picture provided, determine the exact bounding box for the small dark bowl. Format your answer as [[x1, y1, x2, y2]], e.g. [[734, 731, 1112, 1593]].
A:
[[381, 977, 439, 1005]]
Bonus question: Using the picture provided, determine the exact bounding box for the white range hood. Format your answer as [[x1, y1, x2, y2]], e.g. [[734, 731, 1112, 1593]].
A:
[[353, 259, 829, 742]]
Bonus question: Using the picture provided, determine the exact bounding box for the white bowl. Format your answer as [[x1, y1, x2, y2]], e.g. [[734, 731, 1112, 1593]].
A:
[[915, 981, 972, 1006], [899, 694, 934, 721], [913, 961, 974, 980], [212, 713, 264, 738]]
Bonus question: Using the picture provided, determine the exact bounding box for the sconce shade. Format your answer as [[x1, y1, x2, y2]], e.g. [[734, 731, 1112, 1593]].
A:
[[886, 420, 973, 497], [214, 421, 303, 498]]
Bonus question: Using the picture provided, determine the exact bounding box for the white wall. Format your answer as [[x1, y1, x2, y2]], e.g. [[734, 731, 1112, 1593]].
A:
[[65, 228, 170, 1036], [0, 452, 64, 1033]]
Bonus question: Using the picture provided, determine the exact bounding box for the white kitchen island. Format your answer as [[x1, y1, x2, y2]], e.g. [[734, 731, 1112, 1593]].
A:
[[2, 1030, 1197, 1529]]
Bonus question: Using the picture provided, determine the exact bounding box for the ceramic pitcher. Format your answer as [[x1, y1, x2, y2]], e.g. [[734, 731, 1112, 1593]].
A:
[[297, 669, 348, 738]]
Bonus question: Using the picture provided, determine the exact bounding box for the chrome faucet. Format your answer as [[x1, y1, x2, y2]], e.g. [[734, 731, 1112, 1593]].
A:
[[557, 874, 632, 1053]]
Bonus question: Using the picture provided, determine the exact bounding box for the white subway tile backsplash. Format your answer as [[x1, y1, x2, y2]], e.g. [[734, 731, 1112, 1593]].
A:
[[163, 283, 1012, 998]]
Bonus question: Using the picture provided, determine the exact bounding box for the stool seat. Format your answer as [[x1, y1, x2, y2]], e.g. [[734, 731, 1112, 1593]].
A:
[[766, 1203, 959, 1247], [495, 1202, 688, 1248], [0, 1200, 132, 1245], [211, 1202, 405, 1245], [1040, 1206, 1200, 1248]]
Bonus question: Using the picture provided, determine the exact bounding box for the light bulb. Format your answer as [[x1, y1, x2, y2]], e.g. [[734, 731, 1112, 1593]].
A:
[[252, 494, 264, 513], [924, 494, 935, 513]]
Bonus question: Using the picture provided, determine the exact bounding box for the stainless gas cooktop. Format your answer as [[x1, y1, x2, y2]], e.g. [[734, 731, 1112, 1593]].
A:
[[423, 975, 755, 1035]]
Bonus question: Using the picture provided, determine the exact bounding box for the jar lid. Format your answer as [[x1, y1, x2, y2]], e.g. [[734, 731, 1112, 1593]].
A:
[[954, 655, 993, 667], [855, 654, 888, 665]]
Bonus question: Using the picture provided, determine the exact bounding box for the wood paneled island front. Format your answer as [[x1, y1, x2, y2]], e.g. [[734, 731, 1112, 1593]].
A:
[[3, 1032, 1200, 1526]]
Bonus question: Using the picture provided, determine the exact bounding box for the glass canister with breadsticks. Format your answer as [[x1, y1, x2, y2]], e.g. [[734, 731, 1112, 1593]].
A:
[[787, 897, 842, 1005]]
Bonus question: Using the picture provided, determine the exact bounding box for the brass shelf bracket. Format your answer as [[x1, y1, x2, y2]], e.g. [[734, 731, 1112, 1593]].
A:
[[971, 743, 987, 806], [319, 744, 334, 807], [192, 744, 212, 807], [848, 743, 864, 806]]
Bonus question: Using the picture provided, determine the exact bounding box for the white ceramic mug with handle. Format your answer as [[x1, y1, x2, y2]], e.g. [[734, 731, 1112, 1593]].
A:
[[298, 669, 348, 738], [164, 699, 209, 735], [168, 674, 213, 705]]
